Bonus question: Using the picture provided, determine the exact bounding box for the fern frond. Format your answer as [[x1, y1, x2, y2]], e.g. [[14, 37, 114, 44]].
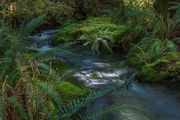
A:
[[38, 82, 61, 106], [7, 97, 29, 120], [57, 84, 125, 120], [101, 39, 113, 54], [91, 40, 100, 54], [130, 43, 146, 54], [91, 38, 113, 55], [0, 27, 12, 39], [148, 40, 163, 57], [166, 40, 177, 52], [38, 63, 50, 73], [78, 35, 90, 41], [77, 104, 153, 120], [102, 35, 114, 41], [37, 62, 64, 82], [0, 58, 11, 64], [17, 16, 44, 40]]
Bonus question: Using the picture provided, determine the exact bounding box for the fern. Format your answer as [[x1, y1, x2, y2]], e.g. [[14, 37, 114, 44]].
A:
[[91, 37, 113, 55], [18, 16, 44, 40], [0, 58, 11, 64], [91, 39, 100, 54], [166, 40, 177, 52], [78, 35, 91, 41], [77, 105, 153, 120], [130, 43, 146, 54], [7, 97, 29, 120], [56, 84, 125, 120], [169, 2, 180, 26], [38, 82, 61, 106], [0, 16, 47, 119], [148, 40, 163, 57], [56, 83, 153, 120]]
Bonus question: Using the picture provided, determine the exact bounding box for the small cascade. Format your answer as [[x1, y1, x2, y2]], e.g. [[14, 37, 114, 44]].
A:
[[27, 29, 59, 49]]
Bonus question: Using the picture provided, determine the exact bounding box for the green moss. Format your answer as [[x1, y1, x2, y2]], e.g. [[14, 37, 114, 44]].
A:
[[85, 16, 113, 24], [52, 17, 127, 47], [126, 53, 149, 69], [126, 37, 180, 83], [149, 58, 169, 67], [136, 52, 180, 83], [126, 55, 142, 69], [79, 25, 97, 33], [139, 64, 168, 82], [24, 53, 34, 61], [163, 52, 180, 61], [52, 23, 81, 44], [51, 61, 71, 75], [176, 62, 180, 65], [55, 82, 88, 104]]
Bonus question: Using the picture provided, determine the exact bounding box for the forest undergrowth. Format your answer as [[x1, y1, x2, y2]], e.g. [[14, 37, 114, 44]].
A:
[[0, 0, 179, 120]]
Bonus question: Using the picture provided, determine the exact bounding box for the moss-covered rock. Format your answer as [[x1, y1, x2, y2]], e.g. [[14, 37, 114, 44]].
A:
[[136, 53, 180, 83], [126, 36, 179, 84], [52, 23, 81, 44], [138, 63, 168, 83], [38, 60, 88, 104], [52, 17, 127, 53], [55, 82, 88, 104], [126, 52, 150, 69]]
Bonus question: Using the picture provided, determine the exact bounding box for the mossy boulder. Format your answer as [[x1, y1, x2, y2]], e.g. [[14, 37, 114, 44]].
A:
[[126, 52, 150, 69], [55, 82, 88, 104], [52, 17, 127, 48], [52, 23, 81, 44], [126, 38, 163, 69], [126, 36, 180, 84], [137, 53, 180, 83], [138, 63, 168, 83]]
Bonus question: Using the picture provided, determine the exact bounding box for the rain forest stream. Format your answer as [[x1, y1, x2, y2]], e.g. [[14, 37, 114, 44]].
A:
[[28, 29, 180, 120]]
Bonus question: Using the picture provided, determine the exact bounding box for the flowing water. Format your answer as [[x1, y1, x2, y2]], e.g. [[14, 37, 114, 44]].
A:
[[28, 30, 180, 120]]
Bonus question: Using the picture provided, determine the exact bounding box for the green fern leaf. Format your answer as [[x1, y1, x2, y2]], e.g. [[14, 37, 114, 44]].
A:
[[18, 16, 44, 40], [148, 40, 162, 57], [38, 82, 61, 106], [101, 39, 113, 54], [78, 105, 153, 120], [91, 39, 100, 54], [166, 40, 177, 52]]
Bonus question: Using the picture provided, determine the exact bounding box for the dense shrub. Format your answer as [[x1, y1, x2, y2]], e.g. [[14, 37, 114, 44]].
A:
[[127, 37, 179, 83], [137, 53, 180, 83], [0, 0, 74, 27], [0, 0, 124, 27]]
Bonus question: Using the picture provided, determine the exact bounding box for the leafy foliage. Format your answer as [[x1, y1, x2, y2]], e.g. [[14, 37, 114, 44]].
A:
[[0, 0, 74, 27], [53, 17, 127, 54], [0, 16, 84, 120], [78, 105, 153, 120], [56, 84, 131, 120], [0, 0, 180, 119]]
